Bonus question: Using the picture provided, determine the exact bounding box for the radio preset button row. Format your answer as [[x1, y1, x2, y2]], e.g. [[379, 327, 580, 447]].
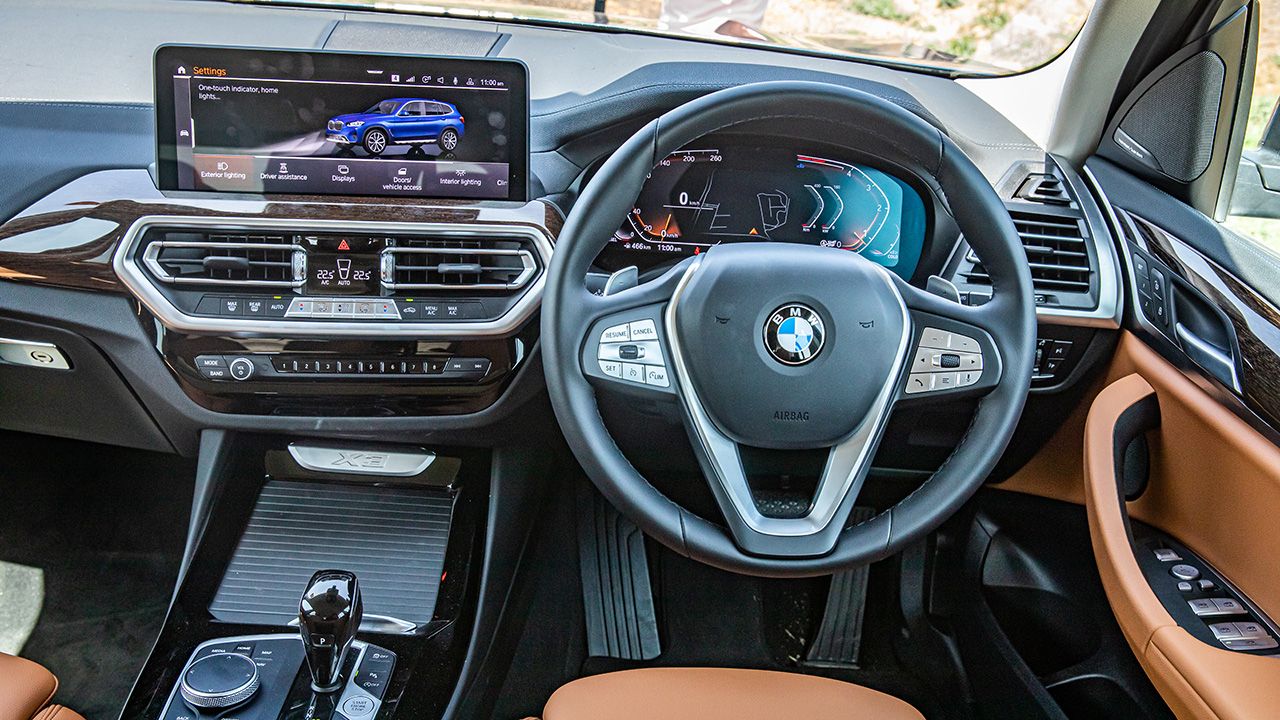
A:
[[194, 355, 491, 381]]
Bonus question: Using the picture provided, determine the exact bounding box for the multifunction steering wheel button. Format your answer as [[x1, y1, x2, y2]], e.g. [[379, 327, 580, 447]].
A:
[[178, 653, 260, 710], [904, 327, 984, 395], [597, 319, 669, 388]]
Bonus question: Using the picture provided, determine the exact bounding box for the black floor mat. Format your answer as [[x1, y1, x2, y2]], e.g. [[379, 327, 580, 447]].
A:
[[490, 480, 945, 719], [0, 431, 193, 720]]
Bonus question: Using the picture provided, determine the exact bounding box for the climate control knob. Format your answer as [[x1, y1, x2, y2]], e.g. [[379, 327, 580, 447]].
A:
[[179, 653, 260, 710], [228, 357, 255, 381]]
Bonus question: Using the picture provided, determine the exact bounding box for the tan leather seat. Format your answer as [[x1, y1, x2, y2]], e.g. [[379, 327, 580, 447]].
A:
[[0, 653, 87, 720], [542, 667, 925, 720]]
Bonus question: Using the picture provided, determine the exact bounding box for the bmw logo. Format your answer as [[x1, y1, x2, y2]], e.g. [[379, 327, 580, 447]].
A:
[[764, 304, 826, 366]]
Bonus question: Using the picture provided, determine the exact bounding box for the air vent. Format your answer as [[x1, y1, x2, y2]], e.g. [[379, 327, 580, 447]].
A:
[[384, 237, 536, 291], [962, 210, 1092, 295], [1015, 173, 1071, 205], [143, 231, 303, 288]]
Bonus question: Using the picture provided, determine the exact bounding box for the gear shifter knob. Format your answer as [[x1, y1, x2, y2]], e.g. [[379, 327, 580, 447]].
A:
[[298, 569, 362, 692]]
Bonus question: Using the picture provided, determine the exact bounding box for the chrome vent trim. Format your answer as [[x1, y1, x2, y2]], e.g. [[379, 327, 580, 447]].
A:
[[382, 243, 537, 291], [112, 215, 553, 338], [142, 233, 304, 289], [1015, 173, 1071, 205]]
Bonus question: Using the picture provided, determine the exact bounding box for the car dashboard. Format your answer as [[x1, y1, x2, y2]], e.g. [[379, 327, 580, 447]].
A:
[[0, 1, 1121, 469]]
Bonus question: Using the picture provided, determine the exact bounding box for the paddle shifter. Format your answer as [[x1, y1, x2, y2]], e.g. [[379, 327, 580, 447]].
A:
[[298, 569, 363, 692]]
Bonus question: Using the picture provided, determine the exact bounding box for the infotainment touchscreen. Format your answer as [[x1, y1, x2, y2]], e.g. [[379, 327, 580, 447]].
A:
[[155, 46, 529, 201]]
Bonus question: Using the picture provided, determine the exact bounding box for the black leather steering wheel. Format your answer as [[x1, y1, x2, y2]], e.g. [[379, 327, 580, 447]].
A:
[[543, 81, 1036, 577]]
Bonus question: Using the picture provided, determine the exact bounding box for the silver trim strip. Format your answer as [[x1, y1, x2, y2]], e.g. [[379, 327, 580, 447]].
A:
[[112, 215, 552, 338], [287, 443, 436, 477], [1034, 164, 1124, 328], [663, 257, 912, 537]]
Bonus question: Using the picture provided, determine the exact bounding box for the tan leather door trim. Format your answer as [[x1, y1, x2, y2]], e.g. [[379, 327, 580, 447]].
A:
[[1084, 369, 1280, 720]]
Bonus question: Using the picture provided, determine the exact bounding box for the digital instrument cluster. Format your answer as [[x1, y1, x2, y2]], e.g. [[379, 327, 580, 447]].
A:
[[602, 145, 927, 278]]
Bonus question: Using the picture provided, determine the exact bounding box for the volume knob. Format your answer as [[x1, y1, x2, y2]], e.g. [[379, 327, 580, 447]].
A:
[[179, 653, 260, 710], [228, 357, 255, 381]]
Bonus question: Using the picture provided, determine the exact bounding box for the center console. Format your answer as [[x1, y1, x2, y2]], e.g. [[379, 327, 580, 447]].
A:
[[73, 45, 556, 417]]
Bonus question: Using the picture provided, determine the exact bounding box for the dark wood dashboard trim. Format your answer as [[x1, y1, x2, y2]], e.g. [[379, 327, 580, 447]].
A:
[[0, 169, 561, 294], [1122, 210, 1280, 431]]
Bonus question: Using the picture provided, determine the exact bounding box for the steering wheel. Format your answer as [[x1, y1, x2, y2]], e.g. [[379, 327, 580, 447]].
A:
[[543, 81, 1036, 577]]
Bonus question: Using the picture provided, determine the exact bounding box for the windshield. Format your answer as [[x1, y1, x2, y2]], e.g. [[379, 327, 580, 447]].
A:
[[245, 0, 1093, 75]]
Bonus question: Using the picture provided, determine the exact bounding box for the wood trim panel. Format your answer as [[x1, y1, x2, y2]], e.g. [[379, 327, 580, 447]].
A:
[[0, 169, 561, 294]]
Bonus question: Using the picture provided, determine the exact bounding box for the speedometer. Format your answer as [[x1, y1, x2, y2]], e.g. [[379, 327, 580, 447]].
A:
[[607, 144, 927, 278]]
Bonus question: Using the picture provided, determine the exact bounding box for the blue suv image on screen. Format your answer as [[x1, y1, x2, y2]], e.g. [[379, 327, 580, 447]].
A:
[[325, 98, 465, 156]]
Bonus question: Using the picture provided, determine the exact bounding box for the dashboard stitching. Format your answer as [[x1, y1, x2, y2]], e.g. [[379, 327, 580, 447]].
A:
[[0, 99, 153, 110]]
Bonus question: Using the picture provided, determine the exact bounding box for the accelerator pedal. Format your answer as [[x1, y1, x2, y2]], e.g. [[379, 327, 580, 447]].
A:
[[577, 483, 661, 661], [805, 507, 876, 668]]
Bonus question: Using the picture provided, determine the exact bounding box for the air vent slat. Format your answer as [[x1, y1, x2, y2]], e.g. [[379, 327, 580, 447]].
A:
[[961, 207, 1092, 300], [143, 231, 301, 288], [385, 238, 536, 291]]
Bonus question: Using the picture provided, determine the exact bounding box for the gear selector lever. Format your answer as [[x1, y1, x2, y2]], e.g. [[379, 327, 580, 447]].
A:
[[298, 569, 363, 692]]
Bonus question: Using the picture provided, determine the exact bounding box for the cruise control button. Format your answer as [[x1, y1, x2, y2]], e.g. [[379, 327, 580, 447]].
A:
[[621, 363, 645, 384], [644, 365, 670, 387], [601, 324, 630, 343], [599, 360, 624, 378], [599, 340, 662, 364], [628, 319, 658, 341]]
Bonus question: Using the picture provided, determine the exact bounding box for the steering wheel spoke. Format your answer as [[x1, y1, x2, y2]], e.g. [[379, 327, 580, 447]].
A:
[[894, 279, 1004, 403]]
